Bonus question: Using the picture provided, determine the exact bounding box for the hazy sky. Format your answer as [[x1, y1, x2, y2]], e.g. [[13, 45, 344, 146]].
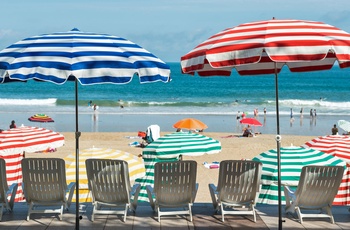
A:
[[2, 0, 350, 62]]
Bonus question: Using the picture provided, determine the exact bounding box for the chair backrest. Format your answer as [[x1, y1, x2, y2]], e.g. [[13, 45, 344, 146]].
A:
[[217, 160, 262, 204], [294, 165, 344, 209], [85, 159, 131, 204], [21, 158, 68, 203], [0, 158, 9, 203], [153, 160, 197, 206]]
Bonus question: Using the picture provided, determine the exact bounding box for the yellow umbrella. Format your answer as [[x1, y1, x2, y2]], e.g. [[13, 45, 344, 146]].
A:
[[65, 147, 145, 202]]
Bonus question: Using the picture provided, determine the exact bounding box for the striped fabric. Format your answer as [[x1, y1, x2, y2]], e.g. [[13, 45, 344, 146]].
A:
[[252, 146, 346, 205], [181, 19, 350, 76], [0, 153, 24, 202], [0, 126, 65, 155], [303, 135, 350, 205], [0, 28, 170, 84], [136, 132, 221, 202], [0, 126, 65, 202], [64, 148, 145, 202]]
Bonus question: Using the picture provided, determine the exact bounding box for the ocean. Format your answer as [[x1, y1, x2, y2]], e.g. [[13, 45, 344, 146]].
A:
[[1, 62, 350, 136]]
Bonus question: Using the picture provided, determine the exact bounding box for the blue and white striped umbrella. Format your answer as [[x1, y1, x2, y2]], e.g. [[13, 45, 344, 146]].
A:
[[136, 132, 222, 202], [0, 28, 170, 229], [252, 146, 346, 205]]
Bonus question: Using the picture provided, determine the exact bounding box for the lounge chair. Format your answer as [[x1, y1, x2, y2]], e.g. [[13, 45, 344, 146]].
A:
[[85, 159, 141, 222], [21, 158, 75, 221], [0, 158, 18, 221], [146, 160, 198, 222], [284, 165, 344, 224], [208, 160, 262, 222]]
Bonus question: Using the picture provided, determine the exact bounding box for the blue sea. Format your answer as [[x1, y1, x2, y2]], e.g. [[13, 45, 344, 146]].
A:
[[1, 63, 350, 136]]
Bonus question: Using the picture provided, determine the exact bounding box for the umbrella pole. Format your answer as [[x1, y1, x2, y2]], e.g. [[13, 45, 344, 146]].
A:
[[274, 64, 283, 230], [74, 78, 81, 230]]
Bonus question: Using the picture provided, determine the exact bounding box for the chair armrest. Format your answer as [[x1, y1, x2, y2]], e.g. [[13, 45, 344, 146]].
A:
[[130, 184, 141, 211], [65, 182, 76, 209], [6, 183, 18, 211], [208, 183, 219, 210], [284, 185, 296, 210], [146, 185, 155, 211]]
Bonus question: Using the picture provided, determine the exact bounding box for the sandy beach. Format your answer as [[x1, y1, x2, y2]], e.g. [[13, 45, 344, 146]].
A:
[[25, 131, 315, 203]]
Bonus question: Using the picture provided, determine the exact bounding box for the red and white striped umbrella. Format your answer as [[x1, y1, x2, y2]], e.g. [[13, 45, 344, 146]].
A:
[[181, 19, 350, 76], [0, 125, 65, 201], [302, 135, 350, 205], [0, 125, 64, 155], [181, 19, 350, 227]]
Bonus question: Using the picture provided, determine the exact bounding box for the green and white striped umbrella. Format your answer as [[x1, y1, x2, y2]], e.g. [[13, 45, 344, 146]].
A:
[[252, 146, 346, 205], [136, 132, 221, 201]]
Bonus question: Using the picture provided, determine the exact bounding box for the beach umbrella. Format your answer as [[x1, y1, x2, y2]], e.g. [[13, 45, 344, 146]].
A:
[[64, 147, 145, 202], [338, 120, 350, 133], [136, 132, 221, 201], [0, 28, 170, 228], [173, 117, 208, 130], [0, 125, 65, 202], [181, 18, 350, 229], [28, 114, 54, 123], [303, 135, 350, 205], [240, 118, 262, 126], [252, 146, 346, 205]]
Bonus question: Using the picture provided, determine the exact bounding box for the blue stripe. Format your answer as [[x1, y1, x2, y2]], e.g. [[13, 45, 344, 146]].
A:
[[8, 42, 141, 49]]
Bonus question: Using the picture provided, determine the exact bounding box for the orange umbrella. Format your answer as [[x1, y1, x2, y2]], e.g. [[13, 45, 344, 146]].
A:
[[173, 118, 208, 130]]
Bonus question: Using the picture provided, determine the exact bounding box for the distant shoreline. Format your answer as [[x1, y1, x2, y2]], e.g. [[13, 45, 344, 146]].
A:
[[0, 111, 342, 137]]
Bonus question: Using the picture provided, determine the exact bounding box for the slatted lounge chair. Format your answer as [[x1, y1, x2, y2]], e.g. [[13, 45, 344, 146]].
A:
[[0, 158, 18, 221], [21, 158, 75, 221], [208, 160, 262, 222], [146, 160, 198, 222], [85, 159, 141, 222], [284, 165, 344, 224]]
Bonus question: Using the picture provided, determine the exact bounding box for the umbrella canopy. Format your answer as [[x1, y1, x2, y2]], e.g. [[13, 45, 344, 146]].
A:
[[173, 118, 208, 130], [252, 146, 346, 205], [0, 125, 64, 154], [64, 147, 145, 202], [338, 120, 350, 133], [0, 28, 170, 228], [0, 126, 65, 202], [136, 132, 221, 201], [181, 18, 350, 228], [303, 135, 350, 205], [240, 118, 262, 126], [28, 114, 54, 123]]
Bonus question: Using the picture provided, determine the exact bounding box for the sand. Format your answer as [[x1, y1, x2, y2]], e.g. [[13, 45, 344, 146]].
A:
[[25, 132, 315, 203]]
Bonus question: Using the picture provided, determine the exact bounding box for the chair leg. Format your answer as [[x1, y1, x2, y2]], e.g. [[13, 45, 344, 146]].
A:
[[295, 207, 303, 224], [0, 205, 4, 221], [123, 204, 128, 222], [188, 203, 193, 222], [27, 203, 34, 221]]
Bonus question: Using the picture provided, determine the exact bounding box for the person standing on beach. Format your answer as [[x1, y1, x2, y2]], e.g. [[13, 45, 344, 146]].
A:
[[314, 109, 317, 117], [332, 124, 338, 135], [310, 109, 313, 117], [236, 111, 241, 121]]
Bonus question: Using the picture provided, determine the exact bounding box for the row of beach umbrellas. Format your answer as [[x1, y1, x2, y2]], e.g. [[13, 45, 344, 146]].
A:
[[1, 19, 350, 229]]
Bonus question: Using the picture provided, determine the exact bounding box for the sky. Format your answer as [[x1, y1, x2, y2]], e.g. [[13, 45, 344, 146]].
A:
[[2, 0, 350, 62]]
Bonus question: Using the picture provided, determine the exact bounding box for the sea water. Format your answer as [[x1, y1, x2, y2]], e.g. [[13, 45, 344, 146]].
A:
[[1, 63, 350, 135]]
